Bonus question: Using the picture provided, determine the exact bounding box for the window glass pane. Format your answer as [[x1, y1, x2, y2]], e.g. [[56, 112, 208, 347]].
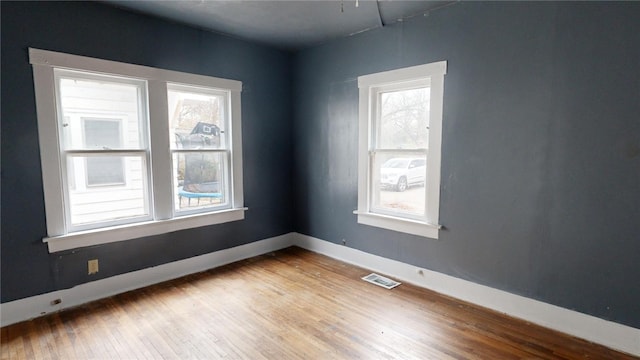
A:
[[378, 87, 430, 149], [83, 119, 125, 186], [86, 156, 125, 186], [57, 73, 145, 150], [173, 152, 227, 211], [84, 118, 121, 149], [371, 153, 426, 216], [168, 86, 225, 150], [67, 155, 148, 226]]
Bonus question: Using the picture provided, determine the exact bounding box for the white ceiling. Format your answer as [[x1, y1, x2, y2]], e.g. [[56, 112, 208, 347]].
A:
[[105, 0, 455, 51]]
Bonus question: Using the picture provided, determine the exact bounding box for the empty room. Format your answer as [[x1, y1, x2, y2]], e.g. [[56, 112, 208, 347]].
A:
[[1, 1, 639, 358]]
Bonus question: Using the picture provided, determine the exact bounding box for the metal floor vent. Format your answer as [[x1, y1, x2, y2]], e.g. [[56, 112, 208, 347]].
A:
[[362, 273, 401, 289]]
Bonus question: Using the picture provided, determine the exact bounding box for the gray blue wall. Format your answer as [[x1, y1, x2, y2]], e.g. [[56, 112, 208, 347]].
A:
[[1, 2, 293, 302], [292, 2, 640, 328], [2, 1, 639, 331]]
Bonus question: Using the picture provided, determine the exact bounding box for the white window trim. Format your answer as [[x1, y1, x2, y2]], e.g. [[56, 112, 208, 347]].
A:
[[354, 61, 446, 239], [30, 48, 246, 253]]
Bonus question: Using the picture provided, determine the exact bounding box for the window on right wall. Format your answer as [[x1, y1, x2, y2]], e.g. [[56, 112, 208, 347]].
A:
[[355, 61, 446, 239]]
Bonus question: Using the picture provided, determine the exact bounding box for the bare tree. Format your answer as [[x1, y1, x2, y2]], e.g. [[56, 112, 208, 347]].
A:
[[175, 98, 220, 133], [380, 88, 430, 149]]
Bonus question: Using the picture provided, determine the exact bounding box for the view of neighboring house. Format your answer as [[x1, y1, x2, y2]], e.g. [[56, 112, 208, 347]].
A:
[[58, 73, 148, 227]]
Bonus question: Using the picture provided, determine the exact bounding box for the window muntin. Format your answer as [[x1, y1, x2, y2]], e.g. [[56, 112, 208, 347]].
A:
[[356, 61, 446, 239], [30, 48, 245, 251], [55, 70, 151, 231]]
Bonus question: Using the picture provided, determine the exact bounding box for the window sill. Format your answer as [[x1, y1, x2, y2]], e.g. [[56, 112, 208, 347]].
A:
[[43, 208, 247, 253], [354, 211, 440, 239]]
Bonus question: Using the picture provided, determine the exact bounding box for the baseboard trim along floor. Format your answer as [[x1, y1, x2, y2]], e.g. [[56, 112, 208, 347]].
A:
[[293, 234, 640, 357], [0, 233, 295, 328], [2, 232, 638, 356]]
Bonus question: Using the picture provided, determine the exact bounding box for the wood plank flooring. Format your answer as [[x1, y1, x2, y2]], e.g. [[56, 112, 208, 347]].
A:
[[1, 247, 636, 359]]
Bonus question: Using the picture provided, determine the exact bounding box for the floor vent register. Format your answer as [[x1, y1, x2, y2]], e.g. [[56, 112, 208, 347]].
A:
[[362, 273, 401, 289]]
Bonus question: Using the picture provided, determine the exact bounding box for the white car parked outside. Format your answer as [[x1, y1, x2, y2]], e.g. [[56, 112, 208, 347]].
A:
[[380, 158, 426, 192]]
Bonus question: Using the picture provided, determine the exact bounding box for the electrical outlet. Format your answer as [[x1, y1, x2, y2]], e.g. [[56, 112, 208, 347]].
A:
[[88, 259, 99, 275]]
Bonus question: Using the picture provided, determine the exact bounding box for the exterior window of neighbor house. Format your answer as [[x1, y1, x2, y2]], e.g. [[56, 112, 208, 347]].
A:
[[83, 118, 126, 187], [30, 48, 245, 252], [355, 61, 446, 239], [83, 119, 125, 186]]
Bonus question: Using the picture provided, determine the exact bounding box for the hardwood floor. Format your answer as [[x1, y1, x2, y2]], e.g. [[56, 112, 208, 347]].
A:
[[1, 247, 635, 359]]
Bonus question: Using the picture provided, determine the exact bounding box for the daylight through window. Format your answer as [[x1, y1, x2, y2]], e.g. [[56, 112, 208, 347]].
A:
[[356, 61, 446, 239], [30, 48, 245, 252]]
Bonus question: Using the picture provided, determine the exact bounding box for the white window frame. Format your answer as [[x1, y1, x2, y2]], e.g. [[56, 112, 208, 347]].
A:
[[30, 48, 246, 253], [355, 61, 446, 239]]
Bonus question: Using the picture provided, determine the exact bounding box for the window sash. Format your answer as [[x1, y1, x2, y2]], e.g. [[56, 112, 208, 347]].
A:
[[368, 150, 429, 221], [368, 83, 430, 222], [54, 69, 149, 151], [63, 150, 152, 232], [54, 69, 152, 232], [371, 82, 430, 152], [171, 149, 232, 215]]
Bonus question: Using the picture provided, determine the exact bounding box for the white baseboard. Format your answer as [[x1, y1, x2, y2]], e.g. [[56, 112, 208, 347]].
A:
[[0, 233, 295, 327], [3, 232, 638, 356], [293, 233, 640, 357]]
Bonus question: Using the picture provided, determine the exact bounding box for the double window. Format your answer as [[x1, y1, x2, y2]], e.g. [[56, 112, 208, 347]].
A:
[[355, 61, 446, 239], [30, 48, 245, 252]]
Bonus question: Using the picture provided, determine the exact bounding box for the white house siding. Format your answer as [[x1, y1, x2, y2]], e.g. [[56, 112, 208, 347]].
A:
[[59, 75, 149, 227]]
